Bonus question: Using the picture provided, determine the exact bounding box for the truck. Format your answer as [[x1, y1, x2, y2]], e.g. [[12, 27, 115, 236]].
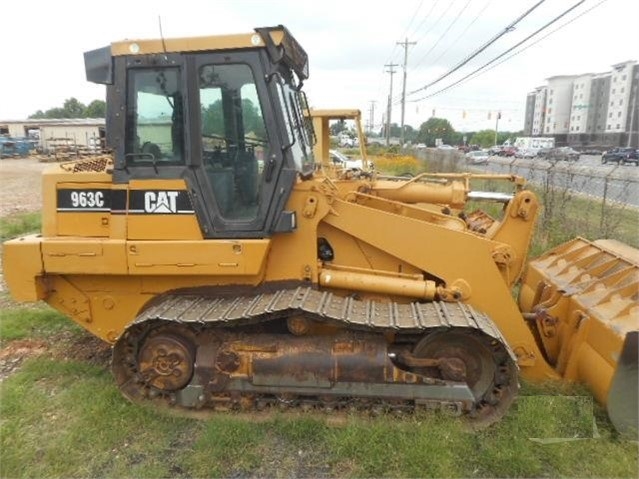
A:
[[514, 137, 555, 158], [2, 26, 637, 435]]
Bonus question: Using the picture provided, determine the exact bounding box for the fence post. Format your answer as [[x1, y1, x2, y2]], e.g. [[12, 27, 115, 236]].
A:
[[600, 175, 608, 231]]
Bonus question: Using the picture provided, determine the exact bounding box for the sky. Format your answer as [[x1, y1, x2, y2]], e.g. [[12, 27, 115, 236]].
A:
[[0, 0, 637, 133]]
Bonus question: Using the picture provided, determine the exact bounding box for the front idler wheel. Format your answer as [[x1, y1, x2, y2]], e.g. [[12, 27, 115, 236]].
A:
[[411, 328, 518, 426]]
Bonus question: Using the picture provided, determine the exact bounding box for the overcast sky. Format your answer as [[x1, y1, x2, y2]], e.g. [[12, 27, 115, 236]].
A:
[[1, 0, 637, 133]]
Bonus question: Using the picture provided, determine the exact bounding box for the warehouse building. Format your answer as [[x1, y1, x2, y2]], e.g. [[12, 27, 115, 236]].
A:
[[0, 118, 105, 152]]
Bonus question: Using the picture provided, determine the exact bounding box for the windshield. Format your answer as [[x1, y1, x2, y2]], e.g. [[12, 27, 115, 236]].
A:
[[276, 76, 315, 175]]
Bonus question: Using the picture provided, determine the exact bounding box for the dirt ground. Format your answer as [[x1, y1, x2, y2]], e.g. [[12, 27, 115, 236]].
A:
[[0, 157, 107, 380], [0, 157, 49, 216]]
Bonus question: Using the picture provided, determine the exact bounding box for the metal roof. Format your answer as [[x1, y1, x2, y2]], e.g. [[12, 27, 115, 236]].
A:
[[0, 118, 105, 126]]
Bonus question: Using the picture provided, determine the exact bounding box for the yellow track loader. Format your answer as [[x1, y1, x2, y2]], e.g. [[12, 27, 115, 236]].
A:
[[3, 26, 637, 434]]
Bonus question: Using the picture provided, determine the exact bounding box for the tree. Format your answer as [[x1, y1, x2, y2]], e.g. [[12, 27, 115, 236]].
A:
[[85, 100, 106, 118], [330, 119, 347, 136], [469, 129, 497, 148], [63, 98, 85, 118], [201, 98, 266, 139], [416, 117, 455, 146], [28, 97, 106, 119]]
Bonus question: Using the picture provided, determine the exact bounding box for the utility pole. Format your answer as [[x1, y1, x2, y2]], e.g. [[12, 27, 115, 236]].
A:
[[384, 63, 399, 146], [494, 111, 501, 146], [368, 100, 376, 134], [397, 38, 416, 146]]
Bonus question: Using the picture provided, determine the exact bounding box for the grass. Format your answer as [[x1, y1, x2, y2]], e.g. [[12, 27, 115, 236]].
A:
[[0, 211, 41, 240], [0, 307, 637, 478], [0, 307, 75, 344], [0, 351, 636, 478]]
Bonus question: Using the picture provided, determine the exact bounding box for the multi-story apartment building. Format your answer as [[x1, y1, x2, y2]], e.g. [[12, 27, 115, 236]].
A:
[[585, 72, 611, 139], [523, 60, 637, 148], [531, 86, 547, 136], [606, 61, 634, 133], [626, 64, 639, 147], [523, 91, 535, 135], [544, 76, 577, 143], [569, 73, 593, 135]]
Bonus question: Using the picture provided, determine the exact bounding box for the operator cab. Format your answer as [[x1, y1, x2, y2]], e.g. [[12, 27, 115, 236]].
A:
[[84, 26, 315, 238]]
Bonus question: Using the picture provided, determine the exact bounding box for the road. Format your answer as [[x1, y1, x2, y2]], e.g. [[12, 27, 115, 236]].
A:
[[471, 154, 639, 207]]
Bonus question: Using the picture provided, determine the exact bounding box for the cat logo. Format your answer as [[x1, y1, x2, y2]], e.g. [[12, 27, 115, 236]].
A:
[[144, 191, 179, 213]]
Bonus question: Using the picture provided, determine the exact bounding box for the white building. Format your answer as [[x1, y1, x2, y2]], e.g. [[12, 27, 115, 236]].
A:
[[523, 60, 637, 147], [606, 60, 635, 133], [544, 76, 577, 135], [531, 86, 547, 136], [0, 118, 105, 151]]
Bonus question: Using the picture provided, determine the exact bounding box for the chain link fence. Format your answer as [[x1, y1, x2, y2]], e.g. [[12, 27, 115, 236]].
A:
[[415, 149, 639, 249]]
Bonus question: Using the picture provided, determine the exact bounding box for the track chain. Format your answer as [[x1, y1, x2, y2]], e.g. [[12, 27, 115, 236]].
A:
[[113, 287, 518, 425]]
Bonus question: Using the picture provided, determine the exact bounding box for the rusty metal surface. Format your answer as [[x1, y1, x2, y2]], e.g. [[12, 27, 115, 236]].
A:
[[111, 287, 518, 426]]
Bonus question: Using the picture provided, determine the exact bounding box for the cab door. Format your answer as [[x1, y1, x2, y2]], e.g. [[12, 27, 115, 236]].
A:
[[186, 51, 293, 239]]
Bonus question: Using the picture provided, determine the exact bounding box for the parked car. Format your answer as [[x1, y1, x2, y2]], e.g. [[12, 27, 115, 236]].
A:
[[329, 149, 364, 169], [339, 136, 355, 148], [497, 146, 517, 157], [580, 149, 602, 156], [546, 147, 580, 161], [515, 148, 537, 159], [536, 147, 553, 158], [465, 150, 489, 165], [437, 144, 455, 150], [601, 147, 638, 166]]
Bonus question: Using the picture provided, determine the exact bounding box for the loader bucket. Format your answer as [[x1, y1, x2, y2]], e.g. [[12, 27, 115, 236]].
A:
[[607, 331, 638, 438], [519, 238, 639, 436]]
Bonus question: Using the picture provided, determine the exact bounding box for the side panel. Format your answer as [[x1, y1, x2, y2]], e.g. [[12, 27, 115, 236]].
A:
[[127, 240, 271, 275], [42, 240, 127, 274]]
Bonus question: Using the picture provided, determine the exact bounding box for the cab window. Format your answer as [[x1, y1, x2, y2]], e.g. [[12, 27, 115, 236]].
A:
[[125, 68, 184, 165], [198, 63, 269, 220]]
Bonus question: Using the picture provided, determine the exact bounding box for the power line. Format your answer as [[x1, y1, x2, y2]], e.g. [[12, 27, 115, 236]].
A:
[[413, 0, 454, 45], [407, 0, 442, 40], [373, 0, 429, 112], [412, 0, 472, 69], [399, 0, 426, 41], [411, 0, 589, 102], [429, 0, 493, 67], [409, 0, 546, 96], [465, 0, 609, 86]]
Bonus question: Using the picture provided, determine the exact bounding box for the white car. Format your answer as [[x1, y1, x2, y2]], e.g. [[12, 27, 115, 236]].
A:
[[465, 150, 489, 165], [338, 136, 355, 148], [515, 148, 537, 159], [329, 149, 364, 169], [437, 144, 454, 150]]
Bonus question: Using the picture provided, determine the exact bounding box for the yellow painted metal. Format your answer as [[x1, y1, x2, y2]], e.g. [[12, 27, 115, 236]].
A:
[[308, 109, 369, 171], [319, 195, 556, 379], [110, 29, 285, 57], [126, 240, 270, 276], [519, 237, 639, 405], [42, 239, 127, 275], [2, 235, 45, 301], [127, 179, 202, 240], [319, 267, 437, 300], [371, 178, 468, 209]]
